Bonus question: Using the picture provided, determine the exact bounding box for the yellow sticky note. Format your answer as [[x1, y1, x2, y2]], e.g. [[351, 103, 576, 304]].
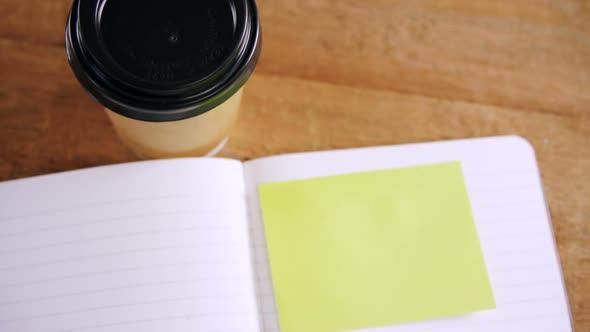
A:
[[258, 162, 495, 332]]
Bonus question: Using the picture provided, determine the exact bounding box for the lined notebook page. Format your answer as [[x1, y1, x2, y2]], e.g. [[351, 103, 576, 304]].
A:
[[243, 136, 572, 332], [0, 159, 260, 332]]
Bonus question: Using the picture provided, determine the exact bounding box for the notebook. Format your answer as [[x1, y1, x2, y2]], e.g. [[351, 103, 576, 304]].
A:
[[0, 136, 573, 332]]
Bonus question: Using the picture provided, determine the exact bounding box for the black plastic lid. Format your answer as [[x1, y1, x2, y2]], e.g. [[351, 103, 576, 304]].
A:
[[66, 0, 261, 122]]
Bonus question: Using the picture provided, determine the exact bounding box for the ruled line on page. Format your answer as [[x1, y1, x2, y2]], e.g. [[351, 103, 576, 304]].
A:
[[56, 313, 255, 332], [387, 312, 570, 332], [0, 294, 256, 323], [0, 226, 244, 255], [0, 276, 250, 307], [0, 194, 194, 223], [0, 243, 244, 271], [0, 260, 243, 289], [0, 209, 240, 238]]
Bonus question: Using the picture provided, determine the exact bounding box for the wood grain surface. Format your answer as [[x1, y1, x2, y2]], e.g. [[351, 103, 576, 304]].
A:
[[1, 0, 589, 329]]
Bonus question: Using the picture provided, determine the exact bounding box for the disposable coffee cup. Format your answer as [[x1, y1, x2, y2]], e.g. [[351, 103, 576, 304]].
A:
[[65, 0, 261, 158]]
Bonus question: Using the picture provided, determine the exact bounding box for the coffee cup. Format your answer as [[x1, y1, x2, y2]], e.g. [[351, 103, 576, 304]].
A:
[[66, 0, 261, 158]]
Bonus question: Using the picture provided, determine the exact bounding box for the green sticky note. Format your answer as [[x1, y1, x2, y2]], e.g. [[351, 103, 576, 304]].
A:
[[258, 162, 495, 332]]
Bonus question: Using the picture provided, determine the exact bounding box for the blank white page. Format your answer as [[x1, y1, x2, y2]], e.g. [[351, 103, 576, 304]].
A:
[[243, 136, 572, 332], [0, 159, 260, 332]]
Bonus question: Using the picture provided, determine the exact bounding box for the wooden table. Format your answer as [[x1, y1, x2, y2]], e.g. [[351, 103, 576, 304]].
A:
[[1, 0, 589, 329]]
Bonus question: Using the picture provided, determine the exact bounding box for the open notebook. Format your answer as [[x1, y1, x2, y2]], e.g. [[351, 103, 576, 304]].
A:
[[0, 136, 572, 332]]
